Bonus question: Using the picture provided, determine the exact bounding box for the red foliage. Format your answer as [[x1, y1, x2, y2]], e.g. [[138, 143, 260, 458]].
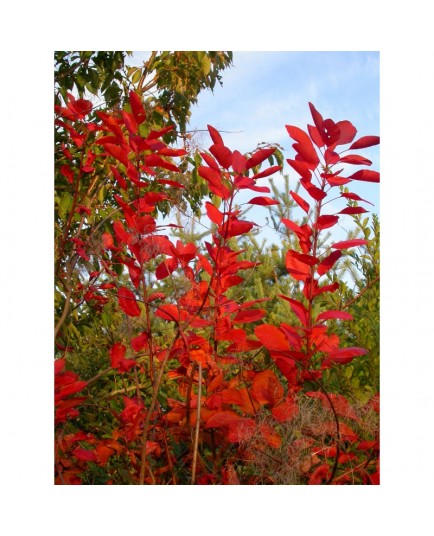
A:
[[55, 93, 379, 485]]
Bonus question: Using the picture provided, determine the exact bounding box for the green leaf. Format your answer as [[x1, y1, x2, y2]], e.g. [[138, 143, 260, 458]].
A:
[[345, 365, 354, 379], [131, 69, 142, 85], [58, 194, 72, 219], [202, 56, 211, 76], [127, 66, 138, 78]]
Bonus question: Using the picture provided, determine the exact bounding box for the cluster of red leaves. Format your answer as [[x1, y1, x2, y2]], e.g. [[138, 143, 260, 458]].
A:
[[55, 92, 379, 485]]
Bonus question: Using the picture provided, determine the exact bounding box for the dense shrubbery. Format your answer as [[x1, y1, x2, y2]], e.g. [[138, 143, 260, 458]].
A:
[[55, 52, 379, 484]]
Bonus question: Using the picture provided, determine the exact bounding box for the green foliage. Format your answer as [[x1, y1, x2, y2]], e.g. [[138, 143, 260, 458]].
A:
[[320, 214, 380, 404]]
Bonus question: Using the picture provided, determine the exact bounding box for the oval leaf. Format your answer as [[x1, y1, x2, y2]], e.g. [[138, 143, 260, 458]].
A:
[[331, 239, 368, 249], [349, 135, 380, 150], [247, 196, 279, 206], [254, 324, 289, 352], [118, 287, 141, 317], [290, 190, 310, 213], [316, 310, 354, 322]]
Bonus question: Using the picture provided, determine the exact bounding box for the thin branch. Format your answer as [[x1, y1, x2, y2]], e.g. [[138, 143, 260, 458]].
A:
[[139, 332, 180, 485], [342, 275, 380, 310], [191, 363, 203, 484]]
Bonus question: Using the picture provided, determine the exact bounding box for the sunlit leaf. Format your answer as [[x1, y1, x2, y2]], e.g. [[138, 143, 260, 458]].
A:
[[247, 196, 279, 206], [254, 324, 289, 352], [290, 190, 310, 213], [349, 169, 380, 183], [316, 310, 353, 322], [118, 287, 141, 317], [349, 135, 380, 150], [317, 250, 342, 276], [331, 239, 368, 249], [233, 309, 266, 324]]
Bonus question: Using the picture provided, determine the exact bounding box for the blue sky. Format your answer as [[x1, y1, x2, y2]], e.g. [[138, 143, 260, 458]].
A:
[[133, 51, 380, 246]]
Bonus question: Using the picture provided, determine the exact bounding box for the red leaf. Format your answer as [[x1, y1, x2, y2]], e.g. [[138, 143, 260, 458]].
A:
[[110, 343, 136, 372], [326, 346, 368, 365], [221, 388, 244, 406], [131, 332, 149, 352], [308, 103, 341, 147], [232, 309, 266, 324], [339, 154, 372, 166], [251, 165, 281, 180], [201, 151, 220, 171], [341, 192, 374, 206], [316, 310, 353, 322], [349, 169, 380, 183], [205, 202, 224, 225], [68, 98, 93, 119], [147, 126, 174, 140], [289, 251, 319, 266], [338, 206, 368, 215], [271, 396, 299, 422], [324, 148, 340, 165], [215, 328, 247, 343], [145, 154, 180, 172], [331, 239, 368, 249], [155, 257, 178, 280], [285, 250, 311, 280], [231, 150, 247, 173], [251, 370, 284, 406], [315, 215, 339, 231], [307, 124, 324, 148], [121, 110, 138, 135], [110, 165, 127, 189], [207, 124, 224, 145], [223, 219, 254, 238], [309, 463, 330, 485], [349, 135, 380, 150], [104, 143, 130, 167], [198, 166, 231, 199], [279, 295, 309, 326], [55, 358, 66, 376], [259, 422, 282, 449], [323, 173, 351, 187], [274, 357, 298, 384], [246, 147, 276, 170], [206, 411, 242, 428], [157, 179, 185, 188], [147, 292, 165, 302], [129, 91, 146, 124], [227, 418, 256, 442], [335, 120, 357, 146], [155, 304, 180, 322], [72, 447, 96, 462], [290, 190, 310, 213], [321, 118, 341, 147], [174, 240, 197, 263], [300, 180, 327, 201], [118, 287, 141, 317], [60, 165, 74, 184], [158, 146, 187, 157], [102, 233, 114, 249], [286, 158, 312, 180], [56, 381, 88, 401], [210, 144, 233, 169], [317, 250, 342, 276], [254, 324, 289, 352], [247, 196, 279, 206], [286, 125, 319, 166]]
